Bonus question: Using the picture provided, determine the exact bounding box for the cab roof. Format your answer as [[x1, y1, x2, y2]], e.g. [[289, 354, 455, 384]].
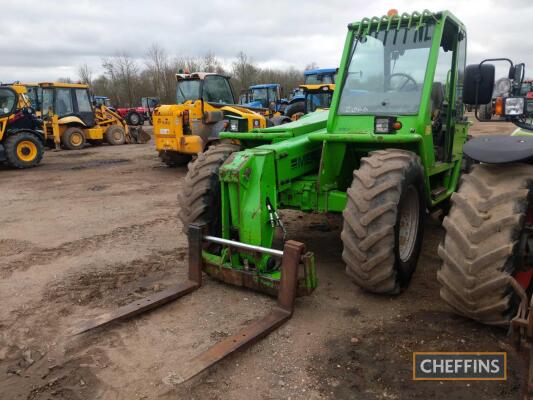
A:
[[176, 72, 230, 81], [39, 82, 89, 89], [249, 83, 280, 90], [304, 68, 337, 76]]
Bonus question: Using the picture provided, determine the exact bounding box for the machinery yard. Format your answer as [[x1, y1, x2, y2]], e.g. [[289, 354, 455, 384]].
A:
[[3, 4, 533, 400], [0, 120, 526, 400]]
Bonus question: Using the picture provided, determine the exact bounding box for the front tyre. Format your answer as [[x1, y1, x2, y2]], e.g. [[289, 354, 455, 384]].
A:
[[342, 149, 425, 294], [4, 132, 44, 168], [61, 127, 86, 150], [178, 143, 240, 235], [105, 125, 126, 145]]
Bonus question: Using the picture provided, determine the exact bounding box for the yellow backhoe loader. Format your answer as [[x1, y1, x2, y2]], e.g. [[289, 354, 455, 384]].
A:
[[0, 86, 44, 168], [39, 82, 149, 150]]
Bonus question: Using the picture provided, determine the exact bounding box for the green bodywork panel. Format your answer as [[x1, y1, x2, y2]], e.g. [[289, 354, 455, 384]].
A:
[[206, 10, 470, 276]]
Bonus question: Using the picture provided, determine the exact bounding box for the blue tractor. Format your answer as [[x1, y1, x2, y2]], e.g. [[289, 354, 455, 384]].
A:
[[240, 83, 288, 116], [285, 67, 338, 118]]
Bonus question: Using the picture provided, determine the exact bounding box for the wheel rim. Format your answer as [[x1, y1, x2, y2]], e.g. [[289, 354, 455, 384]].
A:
[[71, 133, 83, 146], [16, 140, 37, 162], [398, 185, 420, 262], [113, 130, 123, 141]]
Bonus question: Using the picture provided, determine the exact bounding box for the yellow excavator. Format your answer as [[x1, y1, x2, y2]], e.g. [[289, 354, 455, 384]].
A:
[[0, 85, 44, 168], [153, 72, 288, 166], [39, 82, 149, 150]]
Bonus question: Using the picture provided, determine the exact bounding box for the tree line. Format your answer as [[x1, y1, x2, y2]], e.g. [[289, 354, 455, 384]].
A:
[[73, 45, 318, 107]]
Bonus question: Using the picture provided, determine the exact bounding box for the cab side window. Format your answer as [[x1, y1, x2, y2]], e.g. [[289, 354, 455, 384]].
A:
[[56, 88, 74, 116]]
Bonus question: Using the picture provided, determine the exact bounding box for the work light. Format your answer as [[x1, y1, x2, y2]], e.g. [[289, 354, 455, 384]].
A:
[[504, 97, 525, 116]]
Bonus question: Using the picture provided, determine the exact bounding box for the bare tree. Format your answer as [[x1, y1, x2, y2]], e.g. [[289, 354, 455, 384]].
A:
[[102, 52, 139, 106], [92, 48, 304, 106], [232, 52, 258, 94], [146, 44, 168, 100], [78, 63, 93, 85]]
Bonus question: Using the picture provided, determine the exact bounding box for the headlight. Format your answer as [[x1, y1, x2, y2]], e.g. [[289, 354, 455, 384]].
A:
[[504, 97, 525, 116], [229, 119, 239, 132]]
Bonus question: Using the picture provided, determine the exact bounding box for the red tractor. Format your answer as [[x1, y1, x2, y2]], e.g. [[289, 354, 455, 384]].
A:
[[115, 97, 160, 126], [521, 79, 533, 114]]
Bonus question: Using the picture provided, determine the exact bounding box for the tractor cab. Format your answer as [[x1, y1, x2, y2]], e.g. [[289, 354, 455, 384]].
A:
[[243, 84, 287, 115], [303, 84, 335, 113], [40, 82, 96, 127], [303, 67, 338, 85], [289, 84, 335, 120], [93, 95, 111, 108], [141, 96, 160, 109], [176, 72, 235, 104]]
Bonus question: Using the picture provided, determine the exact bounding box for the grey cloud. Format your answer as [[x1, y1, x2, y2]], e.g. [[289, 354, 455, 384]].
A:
[[0, 0, 531, 82]]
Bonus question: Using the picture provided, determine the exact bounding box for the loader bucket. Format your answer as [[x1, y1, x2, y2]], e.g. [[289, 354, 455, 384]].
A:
[[70, 224, 310, 384], [128, 126, 151, 144]]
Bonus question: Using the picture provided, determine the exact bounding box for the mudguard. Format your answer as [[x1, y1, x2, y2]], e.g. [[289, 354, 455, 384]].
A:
[[58, 116, 86, 126], [463, 135, 533, 164]]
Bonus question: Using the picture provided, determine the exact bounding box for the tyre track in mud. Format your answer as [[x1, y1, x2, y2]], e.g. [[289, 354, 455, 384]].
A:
[[0, 216, 177, 278]]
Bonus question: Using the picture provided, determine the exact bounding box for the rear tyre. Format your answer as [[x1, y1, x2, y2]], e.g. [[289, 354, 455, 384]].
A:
[[437, 164, 533, 326], [61, 127, 86, 150], [342, 149, 425, 294], [105, 125, 126, 145], [4, 132, 44, 168], [284, 101, 305, 119], [178, 142, 240, 234], [126, 111, 142, 126], [158, 151, 191, 167]]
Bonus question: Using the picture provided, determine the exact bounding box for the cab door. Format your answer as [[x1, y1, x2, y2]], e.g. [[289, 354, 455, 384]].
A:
[[74, 88, 96, 127]]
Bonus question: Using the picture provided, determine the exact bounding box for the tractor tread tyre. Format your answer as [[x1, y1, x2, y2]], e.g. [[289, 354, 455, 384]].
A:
[[105, 125, 126, 145], [61, 127, 86, 150], [178, 143, 240, 235], [126, 111, 142, 126], [159, 151, 191, 167], [437, 163, 533, 326], [342, 149, 425, 294], [4, 132, 44, 169], [284, 101, 305, 118]]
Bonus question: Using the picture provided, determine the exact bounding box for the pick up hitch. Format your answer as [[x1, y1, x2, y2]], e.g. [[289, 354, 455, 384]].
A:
[[71, 224, 313, 383]]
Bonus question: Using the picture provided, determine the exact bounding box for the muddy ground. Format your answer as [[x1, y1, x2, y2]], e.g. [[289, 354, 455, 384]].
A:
[[0, 119, 526, 400]]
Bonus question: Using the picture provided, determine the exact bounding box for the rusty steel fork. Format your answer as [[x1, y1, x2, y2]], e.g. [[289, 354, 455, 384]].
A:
[[70, 224, 306, 384]]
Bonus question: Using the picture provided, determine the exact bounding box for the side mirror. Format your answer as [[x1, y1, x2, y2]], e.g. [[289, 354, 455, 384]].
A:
[[463, 63, 495, 105]]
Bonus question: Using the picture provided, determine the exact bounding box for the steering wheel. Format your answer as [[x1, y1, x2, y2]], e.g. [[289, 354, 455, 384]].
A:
[[390, 73, 417, 91]]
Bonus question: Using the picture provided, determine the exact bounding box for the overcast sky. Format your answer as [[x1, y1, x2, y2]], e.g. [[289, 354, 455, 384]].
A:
[[1, 0, 531, 82]]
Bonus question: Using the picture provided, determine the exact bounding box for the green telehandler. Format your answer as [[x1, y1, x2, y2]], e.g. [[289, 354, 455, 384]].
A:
[[74, 9, 524, 384]]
